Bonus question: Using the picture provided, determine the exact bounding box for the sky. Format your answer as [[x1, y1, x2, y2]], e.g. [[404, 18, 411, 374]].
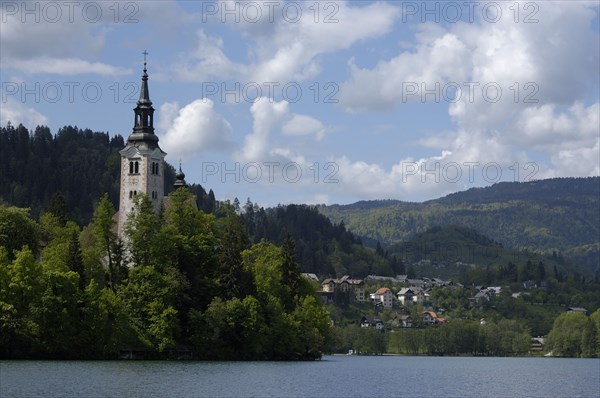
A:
[[1, 0, 599, 207]]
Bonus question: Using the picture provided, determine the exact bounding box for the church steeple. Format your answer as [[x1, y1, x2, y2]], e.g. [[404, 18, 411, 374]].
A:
[[138, 50, 151, 106], [127, 51, 159, 149], [118, 51, 166, 238]]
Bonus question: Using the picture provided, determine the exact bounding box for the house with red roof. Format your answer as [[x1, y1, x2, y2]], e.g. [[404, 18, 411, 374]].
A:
[[423, 310, 445, 325], [370, 287, 394, 308]]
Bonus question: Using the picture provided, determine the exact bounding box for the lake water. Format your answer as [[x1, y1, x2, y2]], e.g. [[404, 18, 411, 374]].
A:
[[1, 356, 599, 397]]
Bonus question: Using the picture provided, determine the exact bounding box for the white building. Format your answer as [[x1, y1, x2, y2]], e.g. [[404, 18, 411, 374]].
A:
[[370, 287, 394, 308]]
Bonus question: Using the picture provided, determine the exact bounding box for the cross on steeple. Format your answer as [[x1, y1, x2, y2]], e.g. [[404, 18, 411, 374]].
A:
[[142, 50, 149, 73]]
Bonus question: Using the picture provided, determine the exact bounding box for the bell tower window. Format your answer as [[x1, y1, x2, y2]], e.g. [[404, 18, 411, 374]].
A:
[[150, 161, 160, 175], [129, 160, 141, 174]]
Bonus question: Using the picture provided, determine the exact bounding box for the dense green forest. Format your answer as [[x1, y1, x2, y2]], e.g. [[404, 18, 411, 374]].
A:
[[239, 201, 399, 277], [0, 123, 391, 278], [319, 177, 600, 270], [1, 123, 127, 224], [0, 190, 331, 359]]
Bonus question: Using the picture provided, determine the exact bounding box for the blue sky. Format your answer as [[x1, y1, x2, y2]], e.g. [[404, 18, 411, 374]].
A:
[[1, 1, 599, 207]]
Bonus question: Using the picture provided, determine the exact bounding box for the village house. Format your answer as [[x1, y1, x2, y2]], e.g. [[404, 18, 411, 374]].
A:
[[321, 276, 365, 302], [470, 286, 503, 304], [422, 310, 445, 325], [412, 287, 426, 304], [360, 315, 384, 330], [393, 314, 413, 328], [407, 278, 427, 289], [566, 307, 588, 315], [522, 280, 537, 290], [398, 315, 412, 328], [370, 287, 394, 309], [396, 288, 414, 306], [322, 278, 336, 293], [530, 337, 546, 352], [471, 290, 492, 303], [431, 278, 450, 287]]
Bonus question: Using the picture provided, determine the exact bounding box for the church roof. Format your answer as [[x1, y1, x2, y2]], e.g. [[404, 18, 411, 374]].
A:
[[126, 52, 162, 151]]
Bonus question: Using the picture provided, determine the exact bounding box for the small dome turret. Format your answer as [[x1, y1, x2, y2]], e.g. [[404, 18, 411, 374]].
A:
[[174, 162, 188, 189]]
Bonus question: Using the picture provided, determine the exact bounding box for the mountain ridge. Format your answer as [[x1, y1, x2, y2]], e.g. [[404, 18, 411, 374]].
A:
[[319, 177, 600, 270]]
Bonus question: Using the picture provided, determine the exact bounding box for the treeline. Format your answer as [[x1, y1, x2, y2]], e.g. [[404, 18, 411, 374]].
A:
[[330, 320, 531, 356], [438, 178, 600, 204], [0, 189, 331, 360], [239, 200, 397, 277], [333, 313, 600, 358]]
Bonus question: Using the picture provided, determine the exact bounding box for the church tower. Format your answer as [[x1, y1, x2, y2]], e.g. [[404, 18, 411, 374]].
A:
[[117, 54, 166, 237]]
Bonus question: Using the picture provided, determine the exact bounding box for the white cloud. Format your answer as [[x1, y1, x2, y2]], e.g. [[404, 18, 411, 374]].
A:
[[339, 31, 470, 111], [172, 1, 400, 83], [282, 114, 326, 140], [331, 1, 599, 197], [0, 1, 189, 76], [158, 99, 234, 159], [515, 102, 600, 151], [9, 57, 130, 76], [236, 98, 290, 162], [551, 138, 600, 177], [0, 2, 112, 75], [0, 98, 49, 130], [174, 30, 243, 82], [236, 97, 328, 163], [1, 8, 103, 61]]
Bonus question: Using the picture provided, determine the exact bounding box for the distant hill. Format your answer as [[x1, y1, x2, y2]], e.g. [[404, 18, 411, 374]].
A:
[[435, 178, 598, 204], [319, 177, 600, 270], [386, 224, 588, 279]]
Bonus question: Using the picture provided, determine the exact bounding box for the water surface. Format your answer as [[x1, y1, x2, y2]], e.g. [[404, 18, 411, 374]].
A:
[[1, 356, 599, 397]]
